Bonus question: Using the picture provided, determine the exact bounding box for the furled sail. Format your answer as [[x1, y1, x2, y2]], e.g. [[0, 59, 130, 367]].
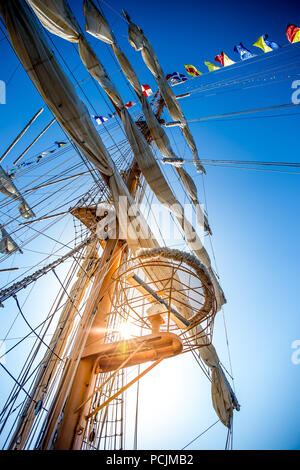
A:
[[123, 9, 204, 174], [0, 0, 233, 431], [23, 0, 224, 308], [137, 247, 239, 428], [83, 0, 209, 230], [197, 337, 240, 427], [0, 165, 35, 219], [0, 224, 22, 254], [0, 0, 154, 252], [27, 0, 211, 236], [0, 1, 197, 320]]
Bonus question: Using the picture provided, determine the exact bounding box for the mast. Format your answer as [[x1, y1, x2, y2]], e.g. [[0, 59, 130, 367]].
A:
[[6, 87, 160, 451], [38, 99, 161, 448], [7, 240, 99, 449], [44, 239, 124, 450], [0, 0, 239, 450]]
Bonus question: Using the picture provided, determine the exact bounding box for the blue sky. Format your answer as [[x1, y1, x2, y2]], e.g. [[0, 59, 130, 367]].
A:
[[0, 0, 300, 450]]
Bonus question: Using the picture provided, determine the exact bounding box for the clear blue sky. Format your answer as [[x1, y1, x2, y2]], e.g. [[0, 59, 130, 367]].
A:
[[0, 0, 300, 450]]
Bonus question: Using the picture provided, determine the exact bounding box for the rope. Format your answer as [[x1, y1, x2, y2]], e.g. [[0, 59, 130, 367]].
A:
[[185, 102, 299, 123], [181, 420, 220, 449], [13, 295, 62, 361], [0, 362, 35, 402]]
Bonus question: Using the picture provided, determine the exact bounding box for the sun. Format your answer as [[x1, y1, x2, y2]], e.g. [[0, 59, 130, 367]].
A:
[[118, 321, 140, 339]]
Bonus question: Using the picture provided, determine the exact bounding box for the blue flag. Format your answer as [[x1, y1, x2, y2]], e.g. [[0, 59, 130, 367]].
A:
[[93, 115, 109, 125], [263, 34, 280, 50], [233, 42, 255, 60], [55, 141, 66, 148], [166, 72, 188, 85]]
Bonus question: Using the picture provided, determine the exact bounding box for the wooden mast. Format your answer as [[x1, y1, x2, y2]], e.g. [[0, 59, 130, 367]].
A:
[[8, 241, 99, 449], [47, 150, 145, 449], [40, 238, 124, 449], [7, 92, 164, 450], [45, 102, 164, 449]]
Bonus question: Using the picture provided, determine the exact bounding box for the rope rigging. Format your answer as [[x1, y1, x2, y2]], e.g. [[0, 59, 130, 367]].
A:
[[0, 0, 298, 452]]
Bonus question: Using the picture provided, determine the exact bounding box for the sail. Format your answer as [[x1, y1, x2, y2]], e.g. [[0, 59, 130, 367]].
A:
[[17, 0, 224, 309], [83, 0, 210, 233], [123, 10, 204, 174], [0, 224, 22, 254], [137, 247, 238, 428], [25, 1, 216, 258], [196, 338, 240, 427], [0, 0, 236, 437], [0, 0, 153, 250], [0, 165, 35, 219]]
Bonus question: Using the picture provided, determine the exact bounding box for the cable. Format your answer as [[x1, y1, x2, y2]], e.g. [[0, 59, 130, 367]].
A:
[[181, 420, 220, 449], [13, 295, 62, 361]]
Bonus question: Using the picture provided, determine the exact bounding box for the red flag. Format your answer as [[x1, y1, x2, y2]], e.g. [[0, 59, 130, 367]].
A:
[[141, 84, 153, 97], [286, 24, 300, 43], [214, 53, 224, 66], [125, 101, 136, 109], [184, 64, 202, 77]]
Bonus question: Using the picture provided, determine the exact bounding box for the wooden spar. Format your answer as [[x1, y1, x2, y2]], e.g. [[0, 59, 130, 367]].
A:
[[19, 210, 69, 225], [13, 118, 56, 165], [86, 359, 163, 420], [8, 241, 99, 450], [91, 332, 183, 372], [7, 70, 163, 449], [0, 108, 44, 163], [38, 96, 167, 448], [44, 138, 146, 449], [24, 169, 96, 193], [0, 267, 19, 272], [41, 239, 124, 450]]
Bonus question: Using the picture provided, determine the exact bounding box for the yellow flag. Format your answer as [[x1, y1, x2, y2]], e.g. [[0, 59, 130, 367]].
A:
[[293, 29, 300, 43], [223, 52, 235, 66], [204, 61, 220, 72], [253, 35, 272, 52], [184, 64, 202, 77]]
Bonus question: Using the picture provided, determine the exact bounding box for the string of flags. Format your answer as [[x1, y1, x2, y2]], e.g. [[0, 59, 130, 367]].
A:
[[214, 51, 235, 67], [5, 84, 153, 178], [5, 83, 152, 178], [4, 20, 299, 183], [166, 72, 188, 85], [165, 23, 300, 83], [92, 85, 154, 126], [7, 141, 67, 178]]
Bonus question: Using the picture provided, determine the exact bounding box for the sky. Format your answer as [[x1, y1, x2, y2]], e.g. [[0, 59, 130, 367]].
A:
[[0, 0, 300, 450]]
